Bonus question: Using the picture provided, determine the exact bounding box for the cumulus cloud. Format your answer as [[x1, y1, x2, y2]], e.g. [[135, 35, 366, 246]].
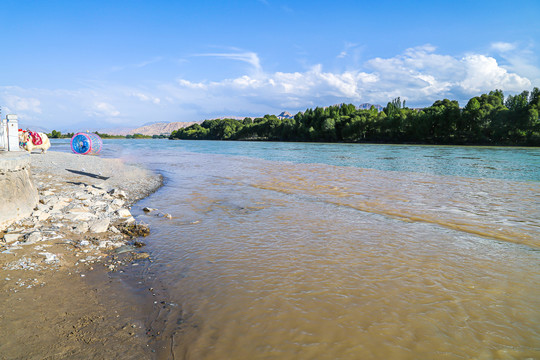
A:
[[490, 41, 540, 85], [0, 45, 537, 130]]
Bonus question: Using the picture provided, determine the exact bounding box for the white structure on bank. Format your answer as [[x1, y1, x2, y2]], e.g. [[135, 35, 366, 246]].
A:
[[0, 114, 20, 151]]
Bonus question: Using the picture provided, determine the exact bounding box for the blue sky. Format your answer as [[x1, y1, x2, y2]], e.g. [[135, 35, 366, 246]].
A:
[[1, 0, 539, 131]]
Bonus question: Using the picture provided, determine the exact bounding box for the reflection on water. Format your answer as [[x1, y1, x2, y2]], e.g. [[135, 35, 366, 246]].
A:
[[52, 140, 540, 358]]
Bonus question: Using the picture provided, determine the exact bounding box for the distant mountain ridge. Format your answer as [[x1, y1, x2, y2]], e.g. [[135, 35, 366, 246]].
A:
[[357, 103, 384, 111], [100, 121, 201, 136]]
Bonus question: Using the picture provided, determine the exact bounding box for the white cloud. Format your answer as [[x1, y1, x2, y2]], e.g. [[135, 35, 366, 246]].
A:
[[491, 42, 516, 52], [3, 94, 42, 114], [0, 44, 537, 130], [92, 102, 120, 117], [459, 54, 530, 93], [131, 92, 161, 104], [490, 41, 540, 85], [194, 51, 262, 71]]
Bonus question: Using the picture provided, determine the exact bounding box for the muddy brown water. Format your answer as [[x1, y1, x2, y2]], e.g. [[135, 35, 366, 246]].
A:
[[45, 140, 540, 359], [120, 150, 540, 360]]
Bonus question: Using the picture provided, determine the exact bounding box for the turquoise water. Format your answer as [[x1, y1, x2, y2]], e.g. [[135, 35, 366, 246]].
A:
[[51, 139, 540, 182]]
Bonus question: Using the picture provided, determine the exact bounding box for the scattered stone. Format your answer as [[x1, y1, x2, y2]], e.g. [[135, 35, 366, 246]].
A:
[[124, 216, 136, 224], [133, 240, 146, 248], [163, 213, 173, 219], [68, 212, 97, 222], [32, 210, 50, 222], [3, 233, 23, 243], [117, 223, 150, 238], [43, 196, 60, 205], [51, 201, 69, 212], [114, 245, 136, 254], [143, 207, 158, 212], [39, 252, 58, 264], [73, 223, 89, 234], [133, 252, 150, 260], [4, 257, 42, 271], [89, 218, 110, 233], [116, 208, 132, 218], [108, 189, 127, 199], [36, 203, 49, 212], [75, 192, 92, 201], [24, 231, 43, 244], [111, 199, 125, 210]]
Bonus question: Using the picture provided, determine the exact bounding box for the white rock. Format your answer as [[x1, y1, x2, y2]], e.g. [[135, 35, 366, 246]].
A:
[[89, 218, 110, 233], [104, 205, 116, 214], [3, 233, 23, 243], [43, 196, 60, 205], [109, 189, 127, 199], [116, 208, 132, 218], [51, 201, 69, 212], [111, 199, 125, 210], [73, 222, 89, 234], [36, 203, 49, 212], [69, 207, 89, 214], [75, 192, 92, 201], [124, 216, 136, 224], [41, 190, 55, 196], [32, 210, 50, 222], [25, 231, 43, 244], [82, 199, 93, 207], [109, 226, 120, 234], [90, 188, 106, 196], [39, 252, 58, 264], [80, 240, 91, 247], [68, 213, 97, 222]]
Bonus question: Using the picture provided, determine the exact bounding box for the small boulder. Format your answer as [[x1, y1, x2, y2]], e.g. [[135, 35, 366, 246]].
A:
[[73, 222, 89, 234], [89, 218, 110, 233], [3, 233, 23, 243], [116, 208, 132, 218], [109, 189, 127, 199], [133, 252, 150, 260], [25, 231, 43, 244]]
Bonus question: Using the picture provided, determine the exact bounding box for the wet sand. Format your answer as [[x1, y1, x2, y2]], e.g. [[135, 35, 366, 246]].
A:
[[0, 151, 165, 359]]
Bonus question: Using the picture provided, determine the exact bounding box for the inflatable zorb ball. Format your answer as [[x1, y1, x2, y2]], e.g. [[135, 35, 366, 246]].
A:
[[70, 132, 103, 155]]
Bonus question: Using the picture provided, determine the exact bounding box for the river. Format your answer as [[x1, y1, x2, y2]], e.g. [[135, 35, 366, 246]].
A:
[[52, 139, 540, 359]]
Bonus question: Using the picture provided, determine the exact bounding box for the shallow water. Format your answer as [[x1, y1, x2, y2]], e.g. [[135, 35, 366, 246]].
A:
[[53, 140, 540, 359]]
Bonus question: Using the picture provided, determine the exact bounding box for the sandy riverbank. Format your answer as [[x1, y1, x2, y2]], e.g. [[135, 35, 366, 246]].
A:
[[0, 151, 166, 359]]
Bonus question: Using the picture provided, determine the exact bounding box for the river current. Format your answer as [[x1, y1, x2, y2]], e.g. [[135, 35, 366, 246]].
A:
[[52, 140, 540, 359]]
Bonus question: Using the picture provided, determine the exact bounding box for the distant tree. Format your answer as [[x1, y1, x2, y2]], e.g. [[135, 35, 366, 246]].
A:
[[49, 130, 62, 138]]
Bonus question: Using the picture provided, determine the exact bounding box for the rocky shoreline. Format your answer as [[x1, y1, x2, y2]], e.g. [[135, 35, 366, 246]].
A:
[[0, 151, 165, 359]]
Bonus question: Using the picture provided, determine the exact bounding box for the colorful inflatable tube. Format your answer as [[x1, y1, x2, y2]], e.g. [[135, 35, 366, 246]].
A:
[[70, 132, 103, 155]]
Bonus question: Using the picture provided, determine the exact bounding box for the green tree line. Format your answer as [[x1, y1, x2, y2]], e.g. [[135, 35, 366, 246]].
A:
[[170, 89, 540, 146], [47, 131, 166, 139]]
